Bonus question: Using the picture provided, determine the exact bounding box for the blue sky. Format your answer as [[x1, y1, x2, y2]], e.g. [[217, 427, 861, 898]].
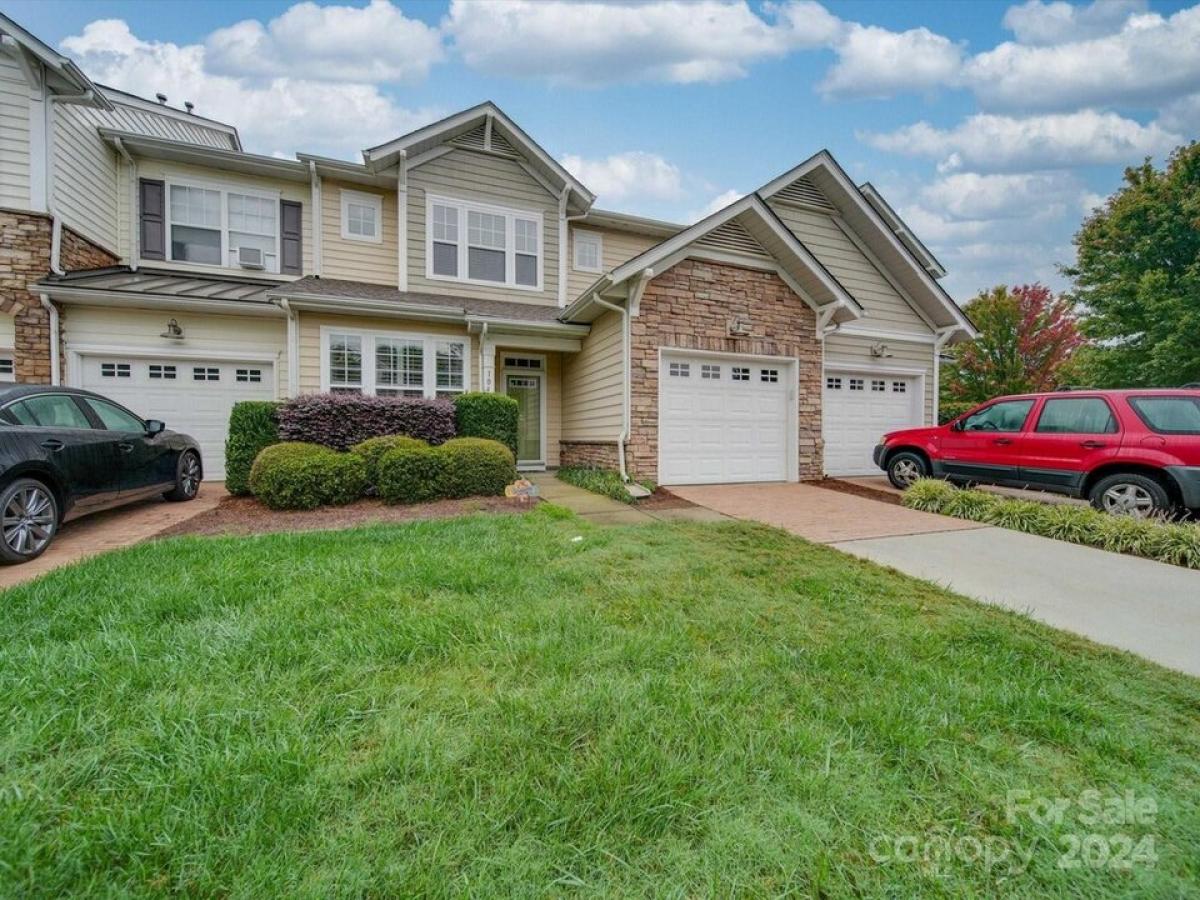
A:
[[7, 0, 1198, 300]]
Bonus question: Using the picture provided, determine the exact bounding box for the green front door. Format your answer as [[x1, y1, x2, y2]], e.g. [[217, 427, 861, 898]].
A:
[[505, 374, 543, 466]]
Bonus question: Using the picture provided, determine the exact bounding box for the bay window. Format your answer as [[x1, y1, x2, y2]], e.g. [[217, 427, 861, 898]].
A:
[[322, 328, 469, 398], [168, 181, 281, 272], [426, 194, 543, 290]]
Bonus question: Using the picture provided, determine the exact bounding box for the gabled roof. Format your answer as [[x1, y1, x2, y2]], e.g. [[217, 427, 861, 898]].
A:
[[100, 129, 310, 182], [858, 182, 946, 279], [363, 101, 594, 211], [759, 151, 975, 337], [0, 12, 112, 109], [563, 193, 862, 325]]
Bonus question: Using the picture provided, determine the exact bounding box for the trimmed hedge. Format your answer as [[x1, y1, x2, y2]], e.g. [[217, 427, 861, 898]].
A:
[[278, 393, 456, 451], [248, 442, 367, 510], [437, 437, 519, 499], [351, 435, 428, 485], [375, 437, 517, 505], [225, 401, 282, 495], [376, 445, 447, 505], [903, 478, 1200, 569], [454, 392, 519, 455]]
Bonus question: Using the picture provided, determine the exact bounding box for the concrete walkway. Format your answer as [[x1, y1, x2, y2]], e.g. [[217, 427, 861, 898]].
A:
[[528, 473, 728, 526], [0, 482, 228, 591], [833, 526, 1200, 678]]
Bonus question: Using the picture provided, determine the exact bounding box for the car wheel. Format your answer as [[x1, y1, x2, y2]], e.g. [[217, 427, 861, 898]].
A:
[[164, 451, 202, 502], [886, 451, 928, 490], [0, 478, 59, 565], [1088, 473, 1172, 519]]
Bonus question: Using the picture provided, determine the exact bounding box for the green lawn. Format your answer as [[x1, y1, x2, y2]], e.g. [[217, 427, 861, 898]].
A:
[[1, 507, 1197, 896]]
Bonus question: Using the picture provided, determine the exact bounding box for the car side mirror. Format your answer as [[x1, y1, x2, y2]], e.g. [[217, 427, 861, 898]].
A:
[[145, 419, 166, 436], [951, 419, 964, 431]]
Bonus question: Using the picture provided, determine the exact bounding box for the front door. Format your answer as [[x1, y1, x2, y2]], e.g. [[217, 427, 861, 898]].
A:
[[504, 373, 544, 468]]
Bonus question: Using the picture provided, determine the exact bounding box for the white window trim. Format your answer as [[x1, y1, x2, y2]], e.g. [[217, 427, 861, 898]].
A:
[[340, 188, 383, 244], [0, 349, 14, 384], [502, 354, 547, 469], [162, 176, 282, 274], [572, 228, 603, 274], [425, 193, 544, 292], [318, 326, 470, 397]]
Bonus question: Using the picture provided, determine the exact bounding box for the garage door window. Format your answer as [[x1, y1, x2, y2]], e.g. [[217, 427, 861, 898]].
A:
[[669, 362, 690, 377], [101, 362, 131, 378], [149, 365, 176, 379], [826, 376, 841, 390], [761, 369, 779, 383], [892, 381, 906, 393], [871, 380, 885, 392], [849, 378, 864, 391], [732, 367, 750, 381], [323, 329, 468, 398], [701, 364, 720, 380], [193, 367, 220, 382], [236, 369, 263, 384]]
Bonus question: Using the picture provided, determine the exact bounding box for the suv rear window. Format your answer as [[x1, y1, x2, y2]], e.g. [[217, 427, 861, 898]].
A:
[[1035, 397, 1117, 434], [1128, 397, 1200, 435]]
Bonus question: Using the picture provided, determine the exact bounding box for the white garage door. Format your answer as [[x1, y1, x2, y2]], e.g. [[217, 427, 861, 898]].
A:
[[78, 355, 275, 480], [823, 372, 920, 475], [659, 352, 792, 485]]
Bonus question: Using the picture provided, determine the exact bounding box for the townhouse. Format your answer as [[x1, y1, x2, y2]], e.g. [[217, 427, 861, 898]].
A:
[[1, 13, 974, 483]]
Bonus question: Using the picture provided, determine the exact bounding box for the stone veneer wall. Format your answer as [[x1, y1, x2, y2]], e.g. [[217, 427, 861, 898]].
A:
[[627, 258, 824, 481], [0, 211, 118, 383], [559, 440, 622, 470]]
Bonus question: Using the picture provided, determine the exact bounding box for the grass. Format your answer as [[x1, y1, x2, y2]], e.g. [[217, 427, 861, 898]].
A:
[[904, 478, 1200, 569], [1, 507, 1197, 896], [556, 465, 656, 503]]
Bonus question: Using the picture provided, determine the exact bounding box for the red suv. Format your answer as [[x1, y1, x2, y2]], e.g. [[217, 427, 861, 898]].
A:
[[874, 389, 1200, 517]]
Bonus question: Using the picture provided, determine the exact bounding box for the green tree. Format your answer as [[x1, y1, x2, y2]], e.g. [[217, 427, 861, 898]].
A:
[[1066, 142, 1200, 387], [942, 283, 1084, 405]]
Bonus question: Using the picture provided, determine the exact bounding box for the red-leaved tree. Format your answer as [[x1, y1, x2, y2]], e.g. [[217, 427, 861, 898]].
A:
[[943, 284, 1086, 405]]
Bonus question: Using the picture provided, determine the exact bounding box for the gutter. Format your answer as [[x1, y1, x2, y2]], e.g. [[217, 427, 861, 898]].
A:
[[277, 297, 300, 396], [308, 161, 322, 276], [478, 321, 488, 391], [591, 292, 632, 483], [39, 294, 60, 384], [114, 137, 138, 272]]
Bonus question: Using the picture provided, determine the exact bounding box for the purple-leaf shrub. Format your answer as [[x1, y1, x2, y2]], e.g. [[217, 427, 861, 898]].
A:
[[277, 393, 456, 451]]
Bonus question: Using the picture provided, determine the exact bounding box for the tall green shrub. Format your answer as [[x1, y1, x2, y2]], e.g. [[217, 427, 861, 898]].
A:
[[248, 442, 366, 510], [225, 401, 282, 495], [436, 437, 518, 499], [454, 392, 519, 455], [376, 445, 447, 505], [350, 435, 428, 485]]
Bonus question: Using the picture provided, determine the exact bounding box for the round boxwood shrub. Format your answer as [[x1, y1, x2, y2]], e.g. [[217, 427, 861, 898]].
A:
[[436, 437, 518, 499], [376, 445, 448, 505], [248, 442, 367, 510], [225, 401, 281, 495], [351, 434, 428, 484], [453, 392, 519, 455]]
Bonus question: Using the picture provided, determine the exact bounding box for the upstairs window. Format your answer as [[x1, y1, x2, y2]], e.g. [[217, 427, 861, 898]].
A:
[[168, 181, 280, 272], [341, 189, 381, 243], [427, 195, 542, 290], [573, 230, 603, 273]]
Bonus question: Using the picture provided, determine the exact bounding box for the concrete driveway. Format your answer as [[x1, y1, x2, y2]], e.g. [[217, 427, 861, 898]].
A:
[[673, 481, 1200, 677]]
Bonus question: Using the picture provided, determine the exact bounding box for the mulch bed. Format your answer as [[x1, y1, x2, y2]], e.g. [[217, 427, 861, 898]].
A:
[[159, 495, 537, 538], [634, 487, 697, 510], [812, 477, 902, 506]]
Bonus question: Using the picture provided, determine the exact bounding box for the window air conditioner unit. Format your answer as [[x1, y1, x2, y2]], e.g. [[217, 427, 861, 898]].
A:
[[237, 246, 265, 269]]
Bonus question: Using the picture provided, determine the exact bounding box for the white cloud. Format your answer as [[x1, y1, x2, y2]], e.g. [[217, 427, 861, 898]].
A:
[[966, 5, 1200, 111], [206, 0, 443, 83], [818, 24, 964, 99], [444, 0, 840, 85], [860, 110, 1183, 173], [918, 172, 1083, 221], [1158, 92, 1200, 134], [1001, 0, 1146, 45], [692, 189, 744, 220], [61, 19, 440, 159], [560, 152, 684, 202]]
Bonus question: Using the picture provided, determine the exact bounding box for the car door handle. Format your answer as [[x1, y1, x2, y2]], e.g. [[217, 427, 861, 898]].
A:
[[993, 437, 1013, 445], [117, 442, 134, 453], [39, 439, 64, 452], [1080, 440, 1107, 449]]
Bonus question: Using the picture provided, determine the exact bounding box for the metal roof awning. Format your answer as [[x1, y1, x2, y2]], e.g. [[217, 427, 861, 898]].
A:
[[37, 267, 284, 316]]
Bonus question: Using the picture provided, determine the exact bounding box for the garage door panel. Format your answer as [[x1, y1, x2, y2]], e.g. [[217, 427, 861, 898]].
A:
[[660, 352, 792, 485], [823, 371, 920, 476], [80, 356, 274, 480]]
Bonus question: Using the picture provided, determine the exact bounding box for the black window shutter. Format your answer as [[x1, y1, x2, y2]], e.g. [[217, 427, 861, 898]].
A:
[[280, 200, 302, 275], [139, 179, 165, 260]]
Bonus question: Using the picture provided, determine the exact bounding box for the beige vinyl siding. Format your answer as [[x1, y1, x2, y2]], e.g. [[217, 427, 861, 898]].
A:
[[53, 103, 119, 252], [824, 332, 935, 424], [769, 201, 932, 336], [565, 226, 660, 303], [296, 312, 478, 395], [321, 181, 397, 286], [118, 159, 311, 277], [0, 55, 31, 211], [561, 308, 623, 442], [407, 148, 559, 306], [60, 305, 288, 395], [496, 348, 562, 466], [0, 313, 15, 351]]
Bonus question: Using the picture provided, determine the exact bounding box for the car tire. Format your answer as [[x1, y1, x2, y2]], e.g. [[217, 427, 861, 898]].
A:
[[1088, 472, 1172, 519], [886, 451, 928, 490], [0, 478, 59, 565], [163, 450, 202, 503]]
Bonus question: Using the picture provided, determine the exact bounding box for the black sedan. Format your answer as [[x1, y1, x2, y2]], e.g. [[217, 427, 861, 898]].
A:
[[0, 385, 202, 564]]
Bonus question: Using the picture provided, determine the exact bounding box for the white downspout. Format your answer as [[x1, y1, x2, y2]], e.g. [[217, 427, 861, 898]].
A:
[[397, 150, 408, 291], [278, 298, 299, 397], [45, 88, 98, 275], [932, 326, 958, 424], [114, 137, 138, 271], [557, 188, 569, 307], [592, 294, 629, 481], [478, 321, 489, 391], [39, 294, 60, 385], [308, 161, 322, 276]]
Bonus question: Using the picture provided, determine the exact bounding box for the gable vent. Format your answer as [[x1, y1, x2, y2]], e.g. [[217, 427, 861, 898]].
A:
[[774, 176, 835, 211], [451, 122, 517, 155], [697, 220, 769, 256]]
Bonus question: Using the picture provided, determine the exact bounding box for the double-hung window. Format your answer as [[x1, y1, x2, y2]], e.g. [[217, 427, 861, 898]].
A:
[[322, 328, 469, 399], [168, 181, 280, 272], [427, 195, 542, 290]]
